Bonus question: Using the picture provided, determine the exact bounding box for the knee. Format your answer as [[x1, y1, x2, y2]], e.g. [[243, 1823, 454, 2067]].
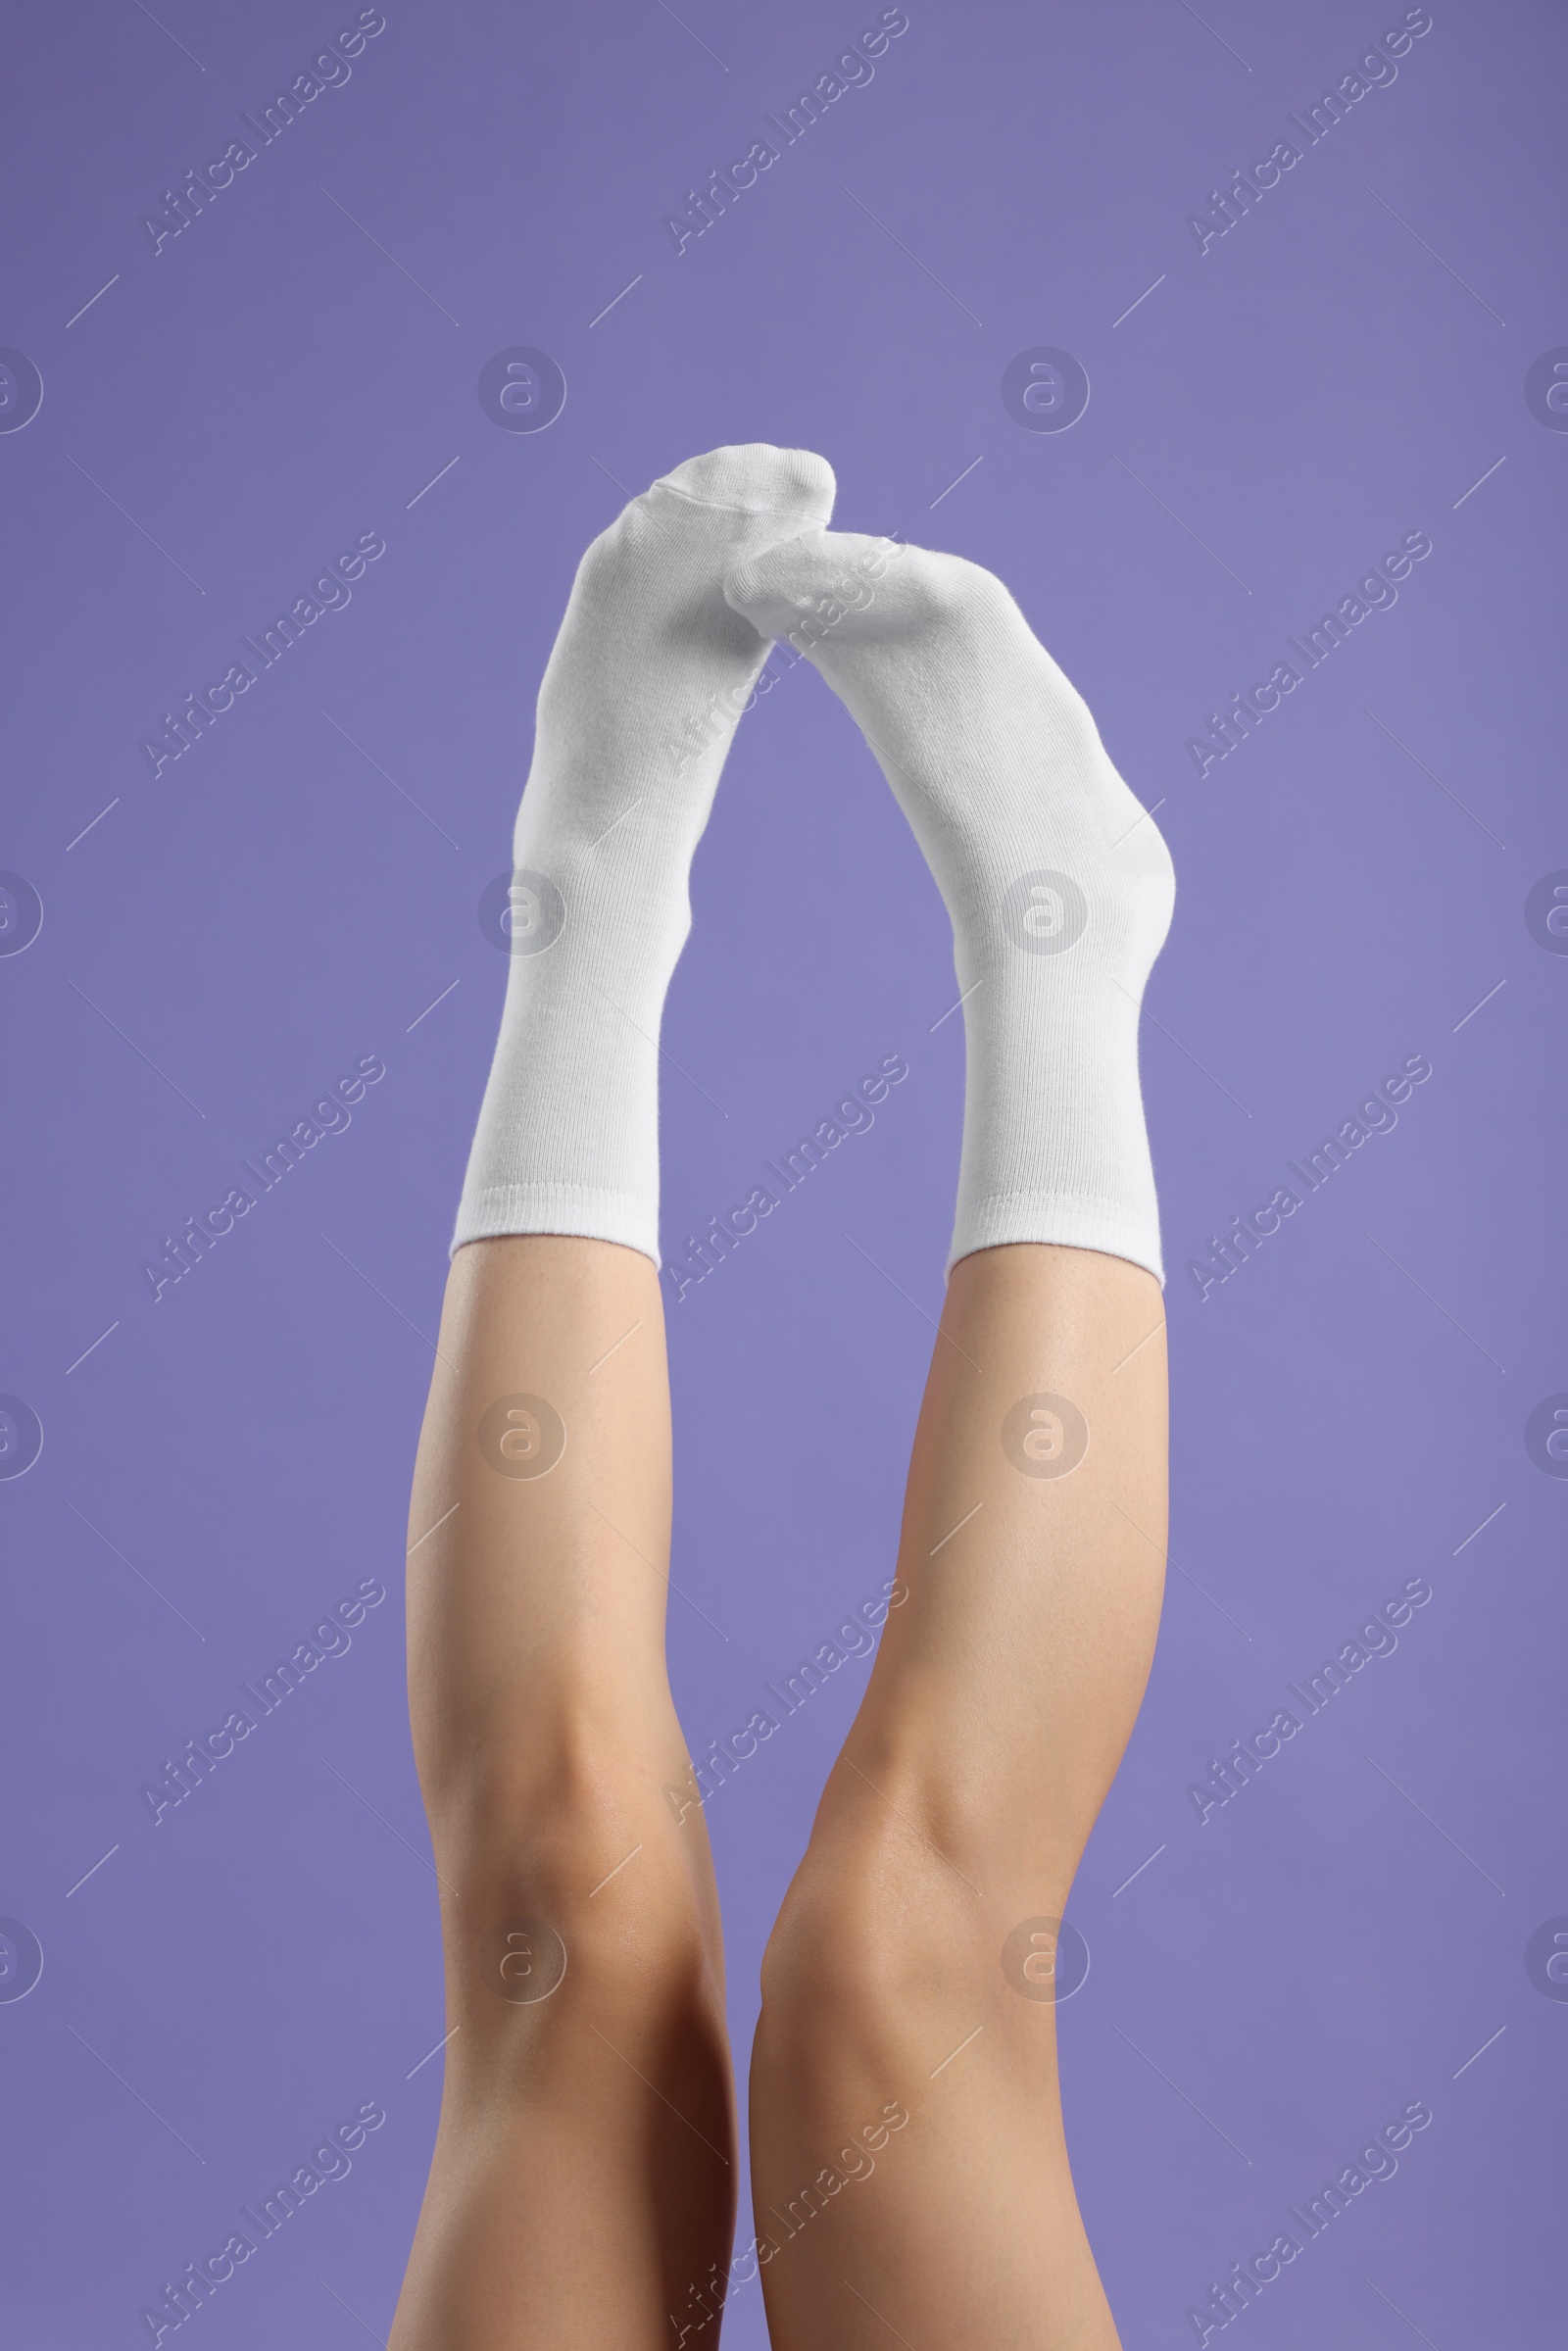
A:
[[432, 1734, 716, 2037], [757, 1778, 1074, 2095], [757, 1818, 990, 2085]]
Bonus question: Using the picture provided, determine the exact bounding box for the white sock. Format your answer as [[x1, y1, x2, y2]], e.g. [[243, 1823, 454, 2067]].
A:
[[724, 532, 1174, 1282], [454, 445, 835, 1263]]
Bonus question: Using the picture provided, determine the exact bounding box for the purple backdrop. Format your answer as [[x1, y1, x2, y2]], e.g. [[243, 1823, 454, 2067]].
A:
[[3, 1, 1564, 2342]]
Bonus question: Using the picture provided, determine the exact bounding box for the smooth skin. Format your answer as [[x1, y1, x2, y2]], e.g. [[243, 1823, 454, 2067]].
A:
[[389, 1236, 735, 2350], [389, 1233, 1165, 2348], [750, 1240, 1166, 2351]]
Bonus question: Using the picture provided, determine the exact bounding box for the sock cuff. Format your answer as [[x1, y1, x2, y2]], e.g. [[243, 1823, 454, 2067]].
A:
[[451, 1180, 661, 1268], [949, 1190, 1164, 1288]]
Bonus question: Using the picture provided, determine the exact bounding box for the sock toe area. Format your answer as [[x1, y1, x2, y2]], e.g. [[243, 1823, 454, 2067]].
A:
[[726, 529, 995, 643], [652, 443, 835, 522], [723, 527, 858, 633]]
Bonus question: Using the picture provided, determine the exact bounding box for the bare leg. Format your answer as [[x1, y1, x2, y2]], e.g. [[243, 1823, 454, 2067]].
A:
[[751, 1242, 1166, 2348], [389, 1236, 734, 2348]]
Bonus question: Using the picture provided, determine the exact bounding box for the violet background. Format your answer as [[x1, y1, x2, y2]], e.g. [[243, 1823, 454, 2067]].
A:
[[2, 0, 1565, 2342]]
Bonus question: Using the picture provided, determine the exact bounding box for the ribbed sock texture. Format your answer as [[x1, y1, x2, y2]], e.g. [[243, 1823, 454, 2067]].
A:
[[724, 531, 1174, 1282], [454, 445, 835, 1263]]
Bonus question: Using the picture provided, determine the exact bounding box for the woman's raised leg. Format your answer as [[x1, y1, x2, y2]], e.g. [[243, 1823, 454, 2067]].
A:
[[726, 530, 1176, 2345], [749, 1242, 1165, 2347], [388, 1235, 735, 2346], [389, 442, 837, 2345]]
